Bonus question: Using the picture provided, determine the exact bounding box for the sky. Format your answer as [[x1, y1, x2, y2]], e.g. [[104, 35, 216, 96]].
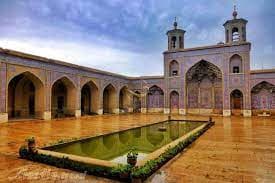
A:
[[0, 0, 274, 76]]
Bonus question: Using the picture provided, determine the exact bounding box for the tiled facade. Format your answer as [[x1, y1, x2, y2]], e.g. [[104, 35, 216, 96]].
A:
[[0, 10, 275, 123]]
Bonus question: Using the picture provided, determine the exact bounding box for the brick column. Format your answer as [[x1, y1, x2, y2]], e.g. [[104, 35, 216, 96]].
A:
[[43, 71, 52, 120], [0, 62, 8, 122], [75, 76, 81, 118], [223, 56, 231, 117]]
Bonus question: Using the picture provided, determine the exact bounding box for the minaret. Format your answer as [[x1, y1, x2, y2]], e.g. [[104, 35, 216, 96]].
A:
[[166, 17, 186, 50], [223, 5, 248, 44]]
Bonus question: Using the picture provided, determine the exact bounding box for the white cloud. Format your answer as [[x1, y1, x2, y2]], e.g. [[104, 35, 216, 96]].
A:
[[0, 37, 162, 76]]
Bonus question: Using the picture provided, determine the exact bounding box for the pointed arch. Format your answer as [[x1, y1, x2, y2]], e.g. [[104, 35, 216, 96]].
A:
[[186, 60, 223, 115], [147, 85, 164, 113], [103, 84, 117, 114], [51, 75, 77, 89], [230, 54, 243, 73], [8, 71, 44, 119], [230, 89, 243, 116], [81, 80, 99, 115], [169, 60, 179, 76], [251, 81, 275, 115], [170, 90, 179, 113], [51, 76, 77, 118]]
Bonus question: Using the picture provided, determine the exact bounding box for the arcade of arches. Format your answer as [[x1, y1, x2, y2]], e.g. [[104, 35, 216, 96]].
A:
[[4, 68, 275, 121]]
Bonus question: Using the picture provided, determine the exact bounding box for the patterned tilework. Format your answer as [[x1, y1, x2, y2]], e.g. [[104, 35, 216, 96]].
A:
[[0, 63, 7, 113]]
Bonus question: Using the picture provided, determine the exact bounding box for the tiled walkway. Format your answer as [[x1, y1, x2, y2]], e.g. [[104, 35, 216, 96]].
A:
[[0, 114, 274, 182]]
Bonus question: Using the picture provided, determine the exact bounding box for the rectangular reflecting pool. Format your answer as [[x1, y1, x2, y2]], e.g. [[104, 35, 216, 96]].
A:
[[46, 121, 205, 164]]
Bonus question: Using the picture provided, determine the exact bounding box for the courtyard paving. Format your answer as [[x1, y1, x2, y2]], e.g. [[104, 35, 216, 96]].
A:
[[0, 114, 274, 182]]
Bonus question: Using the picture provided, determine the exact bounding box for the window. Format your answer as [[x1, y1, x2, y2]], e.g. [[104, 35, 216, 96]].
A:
[[171, 36, 177, 48], [172, 70, 178, 76], [232, 27, 240, 42], [230, 54, 242, 73], [233, 66, 240, 73], [169, 60, 179, 76]]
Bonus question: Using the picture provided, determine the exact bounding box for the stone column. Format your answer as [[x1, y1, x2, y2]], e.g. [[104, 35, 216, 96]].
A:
[[97, 88, 103, 115], [0, 62, 8, 123], [223, 55, 231, 117], [212, 83, 215, 112], [113, 92, 119, 114], [128, 92, 133, 113], [75, 76, 81, 118], [141, 90, 147, 113], [179, 77, 186, 115], [43, 71, 52, 120], [243, 53, 252, 117], [198, 82, 201, 114], [164, 90, 170, 114]]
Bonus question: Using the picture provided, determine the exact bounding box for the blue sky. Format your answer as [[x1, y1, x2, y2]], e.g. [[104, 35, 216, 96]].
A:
[[0, 0, 274, 76]]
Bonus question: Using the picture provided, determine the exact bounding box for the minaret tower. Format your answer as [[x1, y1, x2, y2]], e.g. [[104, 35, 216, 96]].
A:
[[166, 17, 186, 50], [223, 5, 248, 44]]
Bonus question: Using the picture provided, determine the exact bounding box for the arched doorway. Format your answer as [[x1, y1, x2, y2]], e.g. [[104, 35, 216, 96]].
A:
[[147, 85, 164, 113], [186, 60, 223, 115], [119, 86, 130, 113], [103, 84, 116, 114], [170, 91, 179, 114], [8, 72, 44, 120], [81, 81, 99, 115], [133, 91, 141, 113], [51, 77, 76, 118], [230, 89, 243, 116], [251, 81, 275, 115]]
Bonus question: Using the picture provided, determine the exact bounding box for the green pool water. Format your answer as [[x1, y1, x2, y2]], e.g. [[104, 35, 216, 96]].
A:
[[49, 121, 204, 164]]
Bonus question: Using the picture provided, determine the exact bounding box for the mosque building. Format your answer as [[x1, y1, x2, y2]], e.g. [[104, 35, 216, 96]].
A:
[[0, 7, 275, 122]]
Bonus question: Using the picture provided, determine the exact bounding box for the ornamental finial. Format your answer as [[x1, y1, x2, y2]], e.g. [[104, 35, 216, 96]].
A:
[[173, 17, 177, 29], [233, 5, 238, 19]]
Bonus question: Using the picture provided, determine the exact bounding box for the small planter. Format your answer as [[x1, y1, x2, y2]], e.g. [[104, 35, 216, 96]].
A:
[[26, 137, 37, 154], [127, 149, 138, 167], [127, 157, 137, 167]]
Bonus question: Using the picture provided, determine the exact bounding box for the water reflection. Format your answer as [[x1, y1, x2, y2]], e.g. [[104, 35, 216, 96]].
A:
[[52, 121, 204, 161]]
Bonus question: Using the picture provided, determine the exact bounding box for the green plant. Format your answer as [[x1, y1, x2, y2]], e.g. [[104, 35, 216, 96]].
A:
[[19, 121, 214, 182], [26, 136, 35, 144], [111, 164, 131, 176], [132, 122, 215, 180], [127, 148, 138, 159]]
